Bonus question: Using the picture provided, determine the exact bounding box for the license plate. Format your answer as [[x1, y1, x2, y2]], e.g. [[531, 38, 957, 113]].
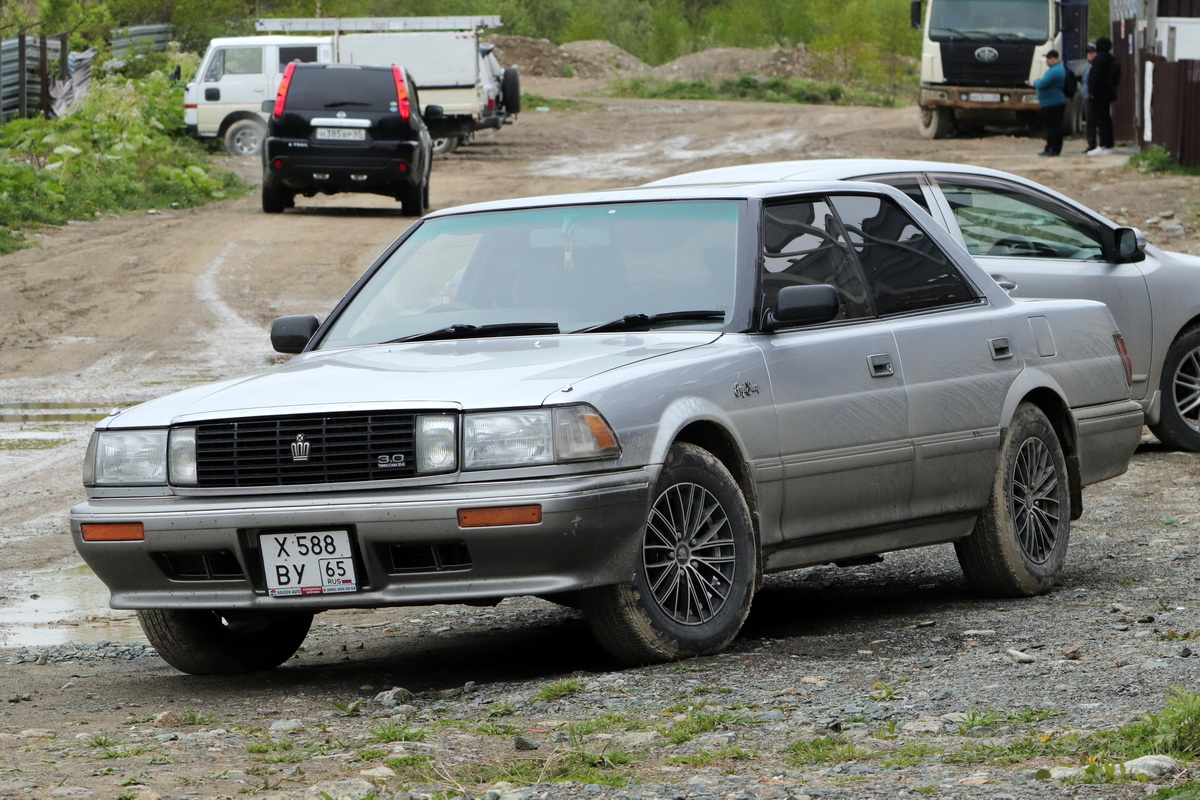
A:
[[968, 92, 1002, 103], [315, 127, 366, 141], [261, 530, 358, 597]]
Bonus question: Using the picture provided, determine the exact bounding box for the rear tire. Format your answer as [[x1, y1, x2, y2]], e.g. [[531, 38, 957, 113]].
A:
[[432, 136, 460, 154], [918, 106, 955, 139], [398, 162, 431, 216], [262, 178, 292, 214], [581, 443, 756, 664], [955, 403, 1070, 597], [224, 119, 266, 157], [1149, 327, 1200, 452], [138, 609, 313, 675]]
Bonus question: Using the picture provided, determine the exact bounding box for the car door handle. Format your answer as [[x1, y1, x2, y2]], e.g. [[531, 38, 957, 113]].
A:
[[989, 337, 1013, 360], [990, 273, 1018, 293], [867, 353, 894, 377]]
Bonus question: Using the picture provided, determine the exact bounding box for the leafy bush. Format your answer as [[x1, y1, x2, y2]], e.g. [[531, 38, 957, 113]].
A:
[[0, 65, 245, 255], [1128, 144, 1200, 176]]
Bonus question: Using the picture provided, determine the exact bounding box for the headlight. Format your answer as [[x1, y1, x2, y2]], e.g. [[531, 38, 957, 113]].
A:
[[169, 427, 198, 485], [463, 405, 620, 469], [416, 414, 457, 473], [85, 429, 169, 486]]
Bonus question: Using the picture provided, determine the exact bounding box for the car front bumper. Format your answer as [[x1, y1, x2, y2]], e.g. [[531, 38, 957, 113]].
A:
[[71, 469, 654, 612]]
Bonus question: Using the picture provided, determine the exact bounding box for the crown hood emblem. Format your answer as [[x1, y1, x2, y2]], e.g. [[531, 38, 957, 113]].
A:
[[291, 433, 311, 462]]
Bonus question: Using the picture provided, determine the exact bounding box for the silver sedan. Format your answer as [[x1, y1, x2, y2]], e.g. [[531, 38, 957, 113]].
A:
[[650, 159, 1200, 451], [72, 180, 1142, 674]]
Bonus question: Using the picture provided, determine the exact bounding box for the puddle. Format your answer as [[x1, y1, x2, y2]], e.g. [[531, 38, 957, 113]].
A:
[[0, 565, 145, 648]]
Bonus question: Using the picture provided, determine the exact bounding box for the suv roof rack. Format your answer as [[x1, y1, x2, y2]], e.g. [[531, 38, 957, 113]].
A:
[[254, 16, 503, 33]]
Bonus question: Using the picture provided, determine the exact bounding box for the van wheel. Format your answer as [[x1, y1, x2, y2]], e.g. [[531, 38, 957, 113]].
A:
[[138, 609, 313, 675], [955, 403, 1070, 597], [224, 119, 266, 157], [433, 136, 460, 154], [1150, 327, 1200, 451], [581, 443, 756, 664]]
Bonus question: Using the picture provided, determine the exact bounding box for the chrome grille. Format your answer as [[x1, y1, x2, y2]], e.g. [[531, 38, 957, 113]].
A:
[[194, 412, 417, 487]]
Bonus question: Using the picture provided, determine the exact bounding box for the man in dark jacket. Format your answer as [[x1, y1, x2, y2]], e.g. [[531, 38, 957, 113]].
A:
[[1087, 36, 1120, 155]]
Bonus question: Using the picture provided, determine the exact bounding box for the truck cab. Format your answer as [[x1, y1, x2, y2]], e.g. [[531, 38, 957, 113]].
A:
[[911, 0, 1088, 139]]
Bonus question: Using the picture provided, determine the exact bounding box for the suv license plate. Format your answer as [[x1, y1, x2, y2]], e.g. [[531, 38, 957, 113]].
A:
[[968, 92, 1002, 103], [315, 128, 366, 141], [261, 530, 358, 597]]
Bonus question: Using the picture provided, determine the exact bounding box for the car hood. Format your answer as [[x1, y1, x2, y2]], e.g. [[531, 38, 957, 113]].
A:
[[103, 333, 721, 428]]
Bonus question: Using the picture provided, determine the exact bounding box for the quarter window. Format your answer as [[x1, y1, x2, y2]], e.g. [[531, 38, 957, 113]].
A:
[[934, 176, 1106, 261], [761, 200, 873, 323], [829, 194, 979, 315]]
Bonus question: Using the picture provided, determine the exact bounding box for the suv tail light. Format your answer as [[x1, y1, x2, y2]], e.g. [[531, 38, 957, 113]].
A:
[[273, 62, 296, 118], [392, 66, 411, 122], [1113, 333, 1133, 387]]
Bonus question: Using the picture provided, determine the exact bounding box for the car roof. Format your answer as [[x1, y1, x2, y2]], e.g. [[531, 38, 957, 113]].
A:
[[644, 158, 1036, 188], [424, 179, 913, 218]]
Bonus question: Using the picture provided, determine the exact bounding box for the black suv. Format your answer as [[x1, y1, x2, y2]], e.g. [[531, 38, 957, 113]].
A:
[[261, 63, 436, 215]]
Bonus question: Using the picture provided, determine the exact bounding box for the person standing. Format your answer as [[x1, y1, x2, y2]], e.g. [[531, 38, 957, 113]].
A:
[[1034, 50, 1066, 157], [1081, 41, 1097, 152], [1087, 36, 1120, 155]]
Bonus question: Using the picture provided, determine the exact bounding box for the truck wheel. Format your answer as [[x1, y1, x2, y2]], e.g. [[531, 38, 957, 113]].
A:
[[432, 136, 460, 154], [501, 66, 521, 115], [955, 403, 1070, 597], [918, 106, 954, 139], [138, 608, 313, 675], [1149, 327, 1200, 451], [224, 119, 266, 157], [262, 178, 292, 214], [581, 443, 756, 664]]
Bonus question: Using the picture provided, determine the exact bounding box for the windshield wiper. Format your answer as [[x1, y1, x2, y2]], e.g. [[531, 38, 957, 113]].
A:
[[384, 322, 560, 344], [323, 101, 373, 108], [574, 310, 726, 334]]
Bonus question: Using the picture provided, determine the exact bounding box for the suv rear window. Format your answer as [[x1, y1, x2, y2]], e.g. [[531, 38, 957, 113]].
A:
[[286, 67, 399, 112]]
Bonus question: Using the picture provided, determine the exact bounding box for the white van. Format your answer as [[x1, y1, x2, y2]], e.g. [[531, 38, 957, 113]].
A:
[[183, 17, 520, 156]]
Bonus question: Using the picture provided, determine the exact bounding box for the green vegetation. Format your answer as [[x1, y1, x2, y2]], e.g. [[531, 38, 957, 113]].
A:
[[785, 736, 873, 765], [610, 73, 907, 107], [1128, 145, 1200, 176], [1101, 687, 1200, 759], [0, 59, 245, 255], [369, 720, 428, 743], [535, 678, 587, 702]]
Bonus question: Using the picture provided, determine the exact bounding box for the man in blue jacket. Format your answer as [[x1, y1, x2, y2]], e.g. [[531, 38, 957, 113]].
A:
[[1034, 50, 1066, 156]]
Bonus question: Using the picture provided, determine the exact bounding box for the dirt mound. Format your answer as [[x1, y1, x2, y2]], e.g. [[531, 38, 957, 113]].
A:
[[486, 35, 809, 83], [651, 44, 811, 82]]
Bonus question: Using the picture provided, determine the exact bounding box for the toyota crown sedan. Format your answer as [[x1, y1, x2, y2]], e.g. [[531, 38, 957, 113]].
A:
[[649, 159, 1200, 452], [71, 181, 1143, 675]]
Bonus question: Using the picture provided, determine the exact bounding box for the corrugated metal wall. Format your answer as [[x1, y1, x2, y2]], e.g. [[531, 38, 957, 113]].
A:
[[0, 25, 171, 123], [1142, 55, 1200, 167], [1158, 0, 1200, 17]]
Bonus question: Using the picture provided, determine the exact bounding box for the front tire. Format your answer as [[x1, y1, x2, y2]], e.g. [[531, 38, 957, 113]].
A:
[[918, 106, 955, 139], [138, 609, 314, 675], [224, 119, 266, 157], [955, 403, 1070, 597], [1149, 327, 1200, 451], [581, 443, 756, 664]]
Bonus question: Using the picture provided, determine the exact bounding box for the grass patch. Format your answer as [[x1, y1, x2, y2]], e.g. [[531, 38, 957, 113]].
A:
[[944, 733, 1091, 766], [535, 678, 587, 703], [0, 438, 71, 451], [520, 93, 591, 112], [785, 736, 873, 765], [607, 73, 906, 108], [1127, 145, 1200, 175], [879, 742, 942, 768], [660, 710, 749, 745], [370, 720, 427, 743], [1095, 687, 1200, 760]]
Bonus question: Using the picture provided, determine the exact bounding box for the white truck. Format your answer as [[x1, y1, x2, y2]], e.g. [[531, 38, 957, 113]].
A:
[[183, 16, 520, 156], [911, 0, 1088, 139]]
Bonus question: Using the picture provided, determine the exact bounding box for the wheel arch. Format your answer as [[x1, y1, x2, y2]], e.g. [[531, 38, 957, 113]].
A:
[[671, 419, 763, 582], [1013, 386, 1083, 521]]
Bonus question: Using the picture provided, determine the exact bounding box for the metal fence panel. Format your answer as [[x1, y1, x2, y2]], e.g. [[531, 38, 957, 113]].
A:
[[1144, 54, 1200, 167]]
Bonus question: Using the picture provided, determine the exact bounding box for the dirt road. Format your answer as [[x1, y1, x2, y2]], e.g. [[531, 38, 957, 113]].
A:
[[1, 82, 1198, 799]]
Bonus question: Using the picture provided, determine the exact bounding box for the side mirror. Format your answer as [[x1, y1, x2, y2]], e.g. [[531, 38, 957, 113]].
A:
[[424, 104, 444, 121], [169, 65, 181, 82], [911, 0, 924, 29], [271, 315, 321, 354], [1102, 226, 1147, 263], [261, 99, 275, 113], [768, 284, 841, 328]]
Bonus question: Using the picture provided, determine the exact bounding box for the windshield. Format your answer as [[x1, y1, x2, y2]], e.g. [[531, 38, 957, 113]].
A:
[[319, 200, 742, 349], [928, 0, 1050, 42]]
